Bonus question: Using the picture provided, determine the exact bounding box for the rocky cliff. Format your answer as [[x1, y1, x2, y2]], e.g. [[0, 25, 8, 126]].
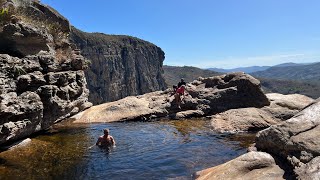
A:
[[0, 0, 91, 145], [70, 28, 167, 105]]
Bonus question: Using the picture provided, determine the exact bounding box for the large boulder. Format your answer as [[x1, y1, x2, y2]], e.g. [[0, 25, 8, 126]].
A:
[[210, 108, 278, 133], [195, 152, 285, 180], [256, 99, 320, 178], [72, 72, 270, 123], [210, 93, 314, 133], [262, 93, 314, 120]]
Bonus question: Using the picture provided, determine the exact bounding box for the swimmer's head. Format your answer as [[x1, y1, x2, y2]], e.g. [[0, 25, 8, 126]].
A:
[[104, 128, 110, 135]]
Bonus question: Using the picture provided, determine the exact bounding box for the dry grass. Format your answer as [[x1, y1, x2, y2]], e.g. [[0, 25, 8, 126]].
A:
[[1, 0, 68, 42]]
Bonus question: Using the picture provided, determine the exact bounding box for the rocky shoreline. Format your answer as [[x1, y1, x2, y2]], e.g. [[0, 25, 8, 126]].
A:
[[70, 72, 317, 179], [1, 0, 319, 179], [0, 0, 91, 145], [195, 98, 320, 179]]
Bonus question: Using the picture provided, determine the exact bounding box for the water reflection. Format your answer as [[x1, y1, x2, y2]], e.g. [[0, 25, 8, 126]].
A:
[[0, 118, 255, 179], [0, 125, 91, 179]]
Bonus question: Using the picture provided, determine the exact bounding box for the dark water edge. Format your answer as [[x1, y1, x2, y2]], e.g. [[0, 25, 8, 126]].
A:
[[0, 118, 255, 180]]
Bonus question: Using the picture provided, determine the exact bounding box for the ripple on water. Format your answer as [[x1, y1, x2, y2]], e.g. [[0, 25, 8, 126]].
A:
[[0, 118, 255, 179]]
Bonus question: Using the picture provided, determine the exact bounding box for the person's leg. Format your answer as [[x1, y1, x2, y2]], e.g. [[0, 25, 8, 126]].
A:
[[175, 93, 181, 108]]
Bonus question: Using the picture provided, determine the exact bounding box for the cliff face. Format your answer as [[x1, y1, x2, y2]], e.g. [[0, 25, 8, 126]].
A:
[[70, 28, 167, 105], [0, 0, 91, 145]]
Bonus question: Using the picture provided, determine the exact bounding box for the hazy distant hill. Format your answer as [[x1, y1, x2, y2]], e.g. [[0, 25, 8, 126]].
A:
[[208, 66, 270, 73], [163, 65, 221, 86], [163, 65, 320, 98], [273, 62, 308, 67], [208, 62, 313, 73], [252, 62, 320, 81]]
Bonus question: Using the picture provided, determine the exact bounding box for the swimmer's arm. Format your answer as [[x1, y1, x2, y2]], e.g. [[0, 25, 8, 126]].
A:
[[96, 137, 102, 146], [111, 136, 116, 146]]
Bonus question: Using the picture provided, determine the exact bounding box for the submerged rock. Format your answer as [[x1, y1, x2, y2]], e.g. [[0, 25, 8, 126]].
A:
[[72, 72, 270, 123], [195, 151, 285, 180]]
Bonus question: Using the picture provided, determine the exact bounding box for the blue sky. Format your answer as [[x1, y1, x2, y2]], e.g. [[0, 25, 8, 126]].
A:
[[42, 0, 320, 68]]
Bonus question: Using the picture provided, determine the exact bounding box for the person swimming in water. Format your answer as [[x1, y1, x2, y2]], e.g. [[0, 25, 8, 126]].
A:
[[96, 128, 116, 147]]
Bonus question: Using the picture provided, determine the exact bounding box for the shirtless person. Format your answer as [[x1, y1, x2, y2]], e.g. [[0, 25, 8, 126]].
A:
[[96, 128, 116, 147]]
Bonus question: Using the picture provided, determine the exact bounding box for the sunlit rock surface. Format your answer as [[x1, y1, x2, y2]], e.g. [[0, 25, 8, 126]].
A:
[[72, 72, 270, 123], [195, 151, 285, 180], [210, 93, 314, 133]]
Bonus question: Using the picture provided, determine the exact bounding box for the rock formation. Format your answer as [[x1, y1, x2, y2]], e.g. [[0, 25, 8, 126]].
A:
[[0, 0, 91, 145], [71, 72, 270, 123], [210, 93, 314, 133], [256, 98, 320, 179], [70, 27, 167, 105], [196, 97, 319, 179], [195, 152, 285, 180]]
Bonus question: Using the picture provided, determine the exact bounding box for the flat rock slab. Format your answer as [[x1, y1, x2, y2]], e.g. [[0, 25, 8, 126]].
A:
[[195, 151, 284, 180], [72, 94, 169, 123], [210, 93, 314, 133], [211, 107, 278, 133]]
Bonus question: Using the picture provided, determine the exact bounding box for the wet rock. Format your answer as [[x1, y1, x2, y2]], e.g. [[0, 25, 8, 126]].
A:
[[195, 151, 284, 180], [173, 110, 205, 119]]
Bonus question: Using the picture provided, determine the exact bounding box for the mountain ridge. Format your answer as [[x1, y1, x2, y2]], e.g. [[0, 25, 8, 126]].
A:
[[207, 62, 316, 73]]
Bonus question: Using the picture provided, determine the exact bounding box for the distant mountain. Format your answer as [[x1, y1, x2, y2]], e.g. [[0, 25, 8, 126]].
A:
[[207, 62, 315, 74], [273, 62, 315, 67], [163, 65, 221, 86], [251, 62, 320, 81], [208, 66, 270, 73]]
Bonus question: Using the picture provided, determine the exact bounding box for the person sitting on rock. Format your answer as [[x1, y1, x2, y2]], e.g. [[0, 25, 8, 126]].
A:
[[172, 78, 186, 94], [177, 78, 186, 88], [175, 85, 187, 109], [96, 128, 116, 147]]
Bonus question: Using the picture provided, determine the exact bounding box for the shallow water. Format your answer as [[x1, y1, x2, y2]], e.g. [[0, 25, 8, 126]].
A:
[[0, 119, 255, 180]]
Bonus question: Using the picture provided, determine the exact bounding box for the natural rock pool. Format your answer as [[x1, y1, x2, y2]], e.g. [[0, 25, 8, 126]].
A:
[[0, 119, 255, 179]]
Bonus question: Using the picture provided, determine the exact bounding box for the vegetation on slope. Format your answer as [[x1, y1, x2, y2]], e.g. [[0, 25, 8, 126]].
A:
[[163, 65, 221, 86], [258, 78, 320, 99]]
